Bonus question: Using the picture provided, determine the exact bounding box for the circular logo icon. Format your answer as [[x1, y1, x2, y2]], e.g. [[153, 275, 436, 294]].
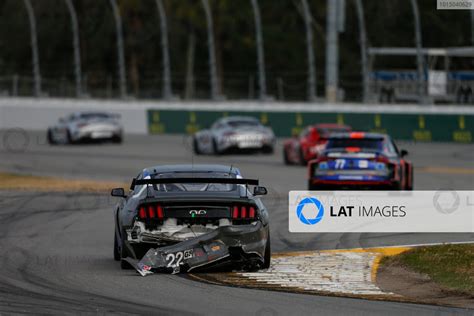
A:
[[433, 190, 460, 214], [296, 197, 324, 225]]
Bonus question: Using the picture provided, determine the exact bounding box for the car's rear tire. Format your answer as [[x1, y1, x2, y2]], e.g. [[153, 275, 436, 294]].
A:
[[212, 138, 221, 155], [113, 231, 120, 261], [406, 169, 414, 190], [66, 129, 73, 144], [299, 148, 307, 166], [120, 229, 133, 269], [262, 233, 271, 269], [391, 181, 403, 191], [283, 148, 291, 165], [47, 129, 56, 145], [193, 137, 201, 155], [308, 180, 315, 190], [112, 135, 123, 144], [262, 146, 274, 155]]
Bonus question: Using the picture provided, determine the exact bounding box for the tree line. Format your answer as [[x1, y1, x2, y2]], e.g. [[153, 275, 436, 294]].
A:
[[0, 0, 471, 100]]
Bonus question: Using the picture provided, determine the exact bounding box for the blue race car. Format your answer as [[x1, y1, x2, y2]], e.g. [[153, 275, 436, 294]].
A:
[[307, 132, 413, 190]]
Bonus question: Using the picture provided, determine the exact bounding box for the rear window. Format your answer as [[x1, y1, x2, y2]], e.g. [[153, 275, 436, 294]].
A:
[[318, 127, 351, 137], [79, 113, 112, 120], [227, 120, 260, 128], [151, 172, 237, 192], [326, 138, 384, 150]]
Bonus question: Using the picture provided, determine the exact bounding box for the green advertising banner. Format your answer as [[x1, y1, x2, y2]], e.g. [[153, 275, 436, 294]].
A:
[[148, 109, 473, 143]]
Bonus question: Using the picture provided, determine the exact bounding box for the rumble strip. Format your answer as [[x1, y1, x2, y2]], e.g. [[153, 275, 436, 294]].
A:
[[192, 247, 410, 298]]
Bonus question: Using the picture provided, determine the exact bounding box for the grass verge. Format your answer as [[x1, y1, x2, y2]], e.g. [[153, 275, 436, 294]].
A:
[[0, 172, 128, 192], [381, 244, 474, 296]]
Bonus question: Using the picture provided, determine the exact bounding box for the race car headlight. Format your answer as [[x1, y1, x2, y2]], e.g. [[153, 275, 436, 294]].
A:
[[375, 162, 386, 170]]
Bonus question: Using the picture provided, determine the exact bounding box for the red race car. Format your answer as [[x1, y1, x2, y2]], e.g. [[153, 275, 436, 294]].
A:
[[283, 123, 351, 165]]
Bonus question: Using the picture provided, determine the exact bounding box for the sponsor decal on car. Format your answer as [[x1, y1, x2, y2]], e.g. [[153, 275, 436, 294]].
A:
[[138, 263, 152, 271], [189, 210, 207, 217], [183, 249, 194, 260], [194, 248, 205, 257]]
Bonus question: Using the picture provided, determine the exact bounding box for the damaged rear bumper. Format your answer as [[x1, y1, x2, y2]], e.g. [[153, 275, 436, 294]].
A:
[[124, 222, 268, 275]]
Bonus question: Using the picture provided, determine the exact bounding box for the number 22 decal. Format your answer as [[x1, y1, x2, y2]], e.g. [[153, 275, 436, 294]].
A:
[[166, 252, 184, 268], [165, 249, 193, 268]]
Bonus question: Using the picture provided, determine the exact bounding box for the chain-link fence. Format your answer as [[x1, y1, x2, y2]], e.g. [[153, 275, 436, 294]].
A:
[[2, 72, 473, 104], [1, 1, 472, 104], [0, 72, 372, 102]]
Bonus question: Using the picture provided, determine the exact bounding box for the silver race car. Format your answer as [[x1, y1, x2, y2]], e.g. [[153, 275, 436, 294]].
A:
[[111, 164, 271, 275], [47, 112, 123, 144], [193, 116, 275, 155]]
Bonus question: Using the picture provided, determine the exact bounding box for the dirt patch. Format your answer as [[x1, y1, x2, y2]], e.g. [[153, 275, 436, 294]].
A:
[[0, 172, 128, 192], [377, 261, 474, 309]]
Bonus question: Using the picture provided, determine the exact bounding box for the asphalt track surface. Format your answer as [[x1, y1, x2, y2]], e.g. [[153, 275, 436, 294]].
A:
[[0, 131, 473, 315]]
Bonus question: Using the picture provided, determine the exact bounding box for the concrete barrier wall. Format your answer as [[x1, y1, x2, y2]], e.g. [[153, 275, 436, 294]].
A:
[[1, 97, 473, 142], [0, 98, 149, 134], [147, 109, 474, 142]]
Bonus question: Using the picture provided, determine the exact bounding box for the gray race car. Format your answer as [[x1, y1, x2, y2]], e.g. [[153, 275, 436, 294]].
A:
[[47, 111, 123, 144], [111, 164, 271, 275], [193, 116, 275, 155]]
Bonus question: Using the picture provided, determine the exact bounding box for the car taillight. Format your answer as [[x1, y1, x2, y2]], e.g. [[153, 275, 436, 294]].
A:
[[249, 206, 256, 218], [349, 132, 365, 139], [345, 147, 360, 152], [241, 206, 247, 218], [148, 205, 156, 218], [138, 204, 164, 220], [232, 206, 239, 219], [375, 155, 389, 163], [139, 206, 146, 219], [157, 205, 163, 219], [232, 204, 256, 219]]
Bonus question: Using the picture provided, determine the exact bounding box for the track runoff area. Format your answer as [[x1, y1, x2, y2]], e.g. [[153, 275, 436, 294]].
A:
[[0, 131, 473, 313]]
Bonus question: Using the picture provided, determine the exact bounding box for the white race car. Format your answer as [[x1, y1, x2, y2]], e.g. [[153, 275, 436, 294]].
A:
[[193, 116, 275, 155], [47, 112, 123, 144]]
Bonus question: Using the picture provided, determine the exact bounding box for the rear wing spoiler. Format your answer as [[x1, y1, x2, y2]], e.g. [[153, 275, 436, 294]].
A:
[[131, 177, 259, 190]]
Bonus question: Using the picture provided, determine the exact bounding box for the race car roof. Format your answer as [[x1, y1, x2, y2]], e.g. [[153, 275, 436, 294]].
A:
[[328, 132, 387, 140], [143, 164, 241, 177], [138, 164, 253, 199], [218, 116, 259, 123], [313, 123, 351, 129]]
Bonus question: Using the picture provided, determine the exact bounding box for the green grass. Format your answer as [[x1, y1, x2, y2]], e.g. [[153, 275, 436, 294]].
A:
[[382, 244, 474, 295]]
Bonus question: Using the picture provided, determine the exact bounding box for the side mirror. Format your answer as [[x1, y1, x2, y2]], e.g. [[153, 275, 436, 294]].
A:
[[253, 186, 268, 196], [111, 188, 126, 198], [400, 149, 408, 157]]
